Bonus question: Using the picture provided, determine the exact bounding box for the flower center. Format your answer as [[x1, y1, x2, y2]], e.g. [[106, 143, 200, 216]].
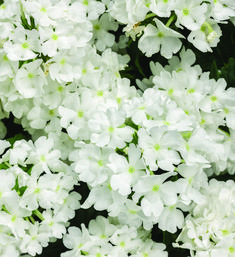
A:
[[22, 42, 29, 49], [183, 8, 189, 15], [157, 31, 164, 38]]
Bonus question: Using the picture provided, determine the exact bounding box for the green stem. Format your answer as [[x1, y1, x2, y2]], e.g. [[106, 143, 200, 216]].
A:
[[166, 14, 176, 27], [33, 210, 45, 221], [144, 13, 156, 20], [4, 162, 11, 168]]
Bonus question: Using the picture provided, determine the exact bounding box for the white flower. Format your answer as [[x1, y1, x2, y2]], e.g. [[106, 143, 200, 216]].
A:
[[14, 60, 46, 98], [133, 239, 167, 257], [174, 0, 207, 30], [4, 27, 40, 61], [108, 144, 146, 195], [89, 109, 134, 149], [92, 13, 119, 51], [80, 0, 105, 20], [149, 0, 176, 17], [71, 144, 113, 187], [188, 20, 222, 52], [138, 126, 182, 171], [138, 18, 184, 58], [22, 0, 56, 27], [61, 225, 93, 257], [20, 222, 49, 256], [133, 172, 178, 218]]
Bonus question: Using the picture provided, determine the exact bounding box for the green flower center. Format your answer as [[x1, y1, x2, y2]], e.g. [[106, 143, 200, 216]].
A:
[[152, 184, 160, 191], [40, 155, 46, 162], [229, 247, 235, 253], [78, 110, 84, 118], [210, 95, 217, 102], [3, 55, 8, 61], [93, 24, 100, 30], [108, 127, 114, 133], [157, 31, 164, 38], [168, 88, 173, 96], [60, 58, 66, 65], [51, 34, 58, 41], [98, 160, 103, 166], [83, 0, 89, 5], [11, 215, 17, 222], [49, 109, 55, 116], [28, 73, 34, 79], [129, 209, 137, 214], [120, 241, 125, 248], [1, 4, 6, 9], [22, 42, 29, 49], [188, 88, 195, 94], [128, 166, 135, 173], [40, 7, 46, 13], [57, 86, 64, 92], [116, 97, 121, 104], [222, 229, 229, 236], [97, 90, 103, 97], [34, 188, 40, 193], [183, 8, 189, 15], [154, 144, 160, 151]]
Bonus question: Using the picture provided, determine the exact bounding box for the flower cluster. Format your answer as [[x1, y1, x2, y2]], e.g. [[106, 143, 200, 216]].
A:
[[175, 179, 235, 257], [0, 0, 234, 257], [108, 0, 235, 56], [62, 216, 168, 257], [0, 136, 80, 257]]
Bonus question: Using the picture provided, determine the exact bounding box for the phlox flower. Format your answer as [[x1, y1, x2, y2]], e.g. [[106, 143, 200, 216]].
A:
[[13, 60, 46, 98], [174, 0, 207, 30], [108, 144, 146, 196], [149, 0, 176, 17], [20, 222, 49, 256], [0, 170, 18, 210], [0, 0, 19, 19], [132, 239, 168, 257], [39, 23, 78, 57], [48, 49, 85, 83], [88, 216, 116, 244], [89, 108, 134, 149], [109, 225, 141, 256], [70, 144, 114, 187], [39, 210, 66, 239], [109, 0, 149, 25], [92, 13, 119, 51], [138, 126, 182, 171], [4, 27, 41, 61], [26, 136, 61, 174], [19, 173, 58, 210], [22, 0, 57, 27], [58, 91, 94, 140], [78, 0, 105, 20], [133, 172, 178, 218], [210, 0, 235, 21], [188, 20, 222, 52], [138, 18, 184, 58], [82, 181, 126, 216], [61, 225, 93, 257]]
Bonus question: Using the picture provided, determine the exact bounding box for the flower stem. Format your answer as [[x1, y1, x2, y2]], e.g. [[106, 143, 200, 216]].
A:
[[166, 14, 176, 27], [33, 210, 45, 221]]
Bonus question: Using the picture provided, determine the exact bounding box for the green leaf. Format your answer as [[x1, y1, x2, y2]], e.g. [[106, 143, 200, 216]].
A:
[[209, 60, 219, 81], [220, 58, 235, 88], [6, 133, 26, 146]]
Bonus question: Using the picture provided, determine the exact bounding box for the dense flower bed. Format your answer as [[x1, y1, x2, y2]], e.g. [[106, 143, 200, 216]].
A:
[[0, 0, 235, 257]]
